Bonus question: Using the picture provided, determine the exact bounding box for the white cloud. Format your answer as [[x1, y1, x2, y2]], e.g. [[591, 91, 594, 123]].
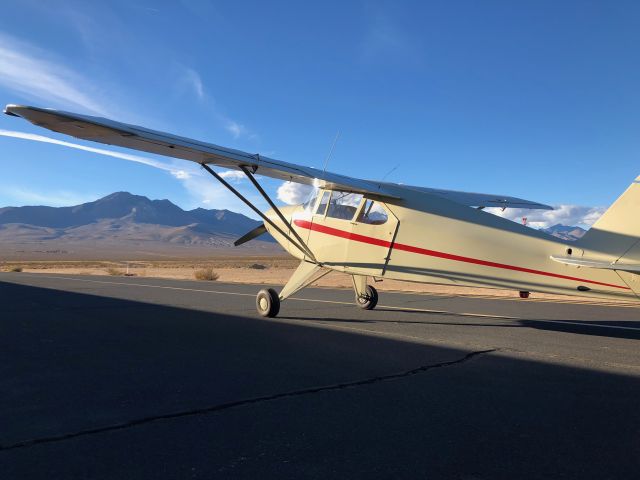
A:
[[0, 33, 109, 115], [277, 181, 314, 205], [485, 204, 606, 229], [225, 120, 248, 139], [171, 170, 191, 180], [174, 66, 254, 141], [183, 67, 205, 99], [0, 186, 100, 207], [218, 170, 246, 182], [0, 129, 194, 178]]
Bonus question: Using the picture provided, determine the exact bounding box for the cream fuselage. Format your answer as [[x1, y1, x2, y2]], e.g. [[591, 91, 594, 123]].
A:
[[265, 188, 638, 302]]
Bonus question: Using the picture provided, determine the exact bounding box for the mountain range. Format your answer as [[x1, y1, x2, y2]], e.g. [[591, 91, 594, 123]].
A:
[[0, 192, 587, 260], [0, 192, 279, 260], [541, 224, 587, 241]]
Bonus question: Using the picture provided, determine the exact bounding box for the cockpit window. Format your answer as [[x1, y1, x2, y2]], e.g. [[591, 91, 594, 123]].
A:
[[326, 192, 363, 220], [303, 189, 320, 211], [356, 199, 388, 225], [315, 191, 331, 215]]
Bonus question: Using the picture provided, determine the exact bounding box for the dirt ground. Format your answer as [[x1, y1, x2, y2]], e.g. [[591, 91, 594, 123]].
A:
[[2, 256, 636, 306]]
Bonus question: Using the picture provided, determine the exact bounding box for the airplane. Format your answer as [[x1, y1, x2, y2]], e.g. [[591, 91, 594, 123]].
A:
[[5, 104, 640, 317]]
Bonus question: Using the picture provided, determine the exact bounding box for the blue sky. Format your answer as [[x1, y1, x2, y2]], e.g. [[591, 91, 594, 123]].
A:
[[0, 1, 639, 228]]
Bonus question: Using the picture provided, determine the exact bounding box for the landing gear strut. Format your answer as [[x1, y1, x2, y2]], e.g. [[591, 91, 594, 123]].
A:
[[255, 261, 329, 318]]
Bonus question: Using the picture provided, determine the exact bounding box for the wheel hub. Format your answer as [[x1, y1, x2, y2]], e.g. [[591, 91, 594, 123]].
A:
[[259, 297, 269, 311]]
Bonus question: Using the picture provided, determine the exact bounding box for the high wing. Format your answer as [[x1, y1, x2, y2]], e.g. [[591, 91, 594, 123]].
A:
[[4, 104, 551, 210], [4, 104, 398, 200]]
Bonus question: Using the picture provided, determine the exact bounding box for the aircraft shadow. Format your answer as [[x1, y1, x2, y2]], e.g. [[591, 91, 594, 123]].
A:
[[1, 277, 639, 479], [282, 309, 640, 341]]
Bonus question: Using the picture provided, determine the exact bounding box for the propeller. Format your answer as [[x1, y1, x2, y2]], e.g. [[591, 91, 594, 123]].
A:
[[234, 224, 267, 246]]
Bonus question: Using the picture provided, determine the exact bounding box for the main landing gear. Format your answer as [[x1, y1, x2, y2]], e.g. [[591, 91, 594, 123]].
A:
[[355, 285, 378, 310], [256, 288, 280, 317], [352, 274, 378, 310], [254, 262, 379, 317]]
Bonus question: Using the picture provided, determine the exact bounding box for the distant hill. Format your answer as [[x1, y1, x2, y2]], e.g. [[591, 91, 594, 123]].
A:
[[0, 192, 590, 260], [0, 192, 280, 260], [0, 192, 263, 233], [542, 224, 587, 241]]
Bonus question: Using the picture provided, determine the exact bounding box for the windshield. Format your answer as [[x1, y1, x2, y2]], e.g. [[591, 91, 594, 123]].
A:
[[302, 189, 320, 211]]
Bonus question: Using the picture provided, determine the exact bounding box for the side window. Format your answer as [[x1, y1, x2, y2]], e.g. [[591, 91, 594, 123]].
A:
[[356, 199, 388, 225], [315, 191, 331, 215], [326, 192, 363, 220]]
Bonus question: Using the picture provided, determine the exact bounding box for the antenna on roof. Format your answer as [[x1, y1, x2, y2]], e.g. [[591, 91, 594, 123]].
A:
[[380, 164, 399, 183], [322, 131, 340, 180]]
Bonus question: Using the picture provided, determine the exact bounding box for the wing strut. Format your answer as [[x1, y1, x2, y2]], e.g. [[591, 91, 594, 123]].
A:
[[201, 164, 317, 262], [239, 165, 316, 261]]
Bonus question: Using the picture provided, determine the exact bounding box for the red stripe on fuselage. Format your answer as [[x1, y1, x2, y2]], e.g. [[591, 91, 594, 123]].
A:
[[293, 219, 630, 290]]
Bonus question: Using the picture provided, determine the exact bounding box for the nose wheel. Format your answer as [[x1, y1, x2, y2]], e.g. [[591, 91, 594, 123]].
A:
[[356, 285, 378, 310], [256, 288, 280, 317]]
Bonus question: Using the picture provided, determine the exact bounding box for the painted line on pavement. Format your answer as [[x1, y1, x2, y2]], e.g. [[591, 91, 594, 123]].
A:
[[6, 273, 640, 332]]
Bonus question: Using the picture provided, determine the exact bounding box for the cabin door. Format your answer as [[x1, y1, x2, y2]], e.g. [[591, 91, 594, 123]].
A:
[[305, 191, 398, 277], [346, 199, 399, 277]]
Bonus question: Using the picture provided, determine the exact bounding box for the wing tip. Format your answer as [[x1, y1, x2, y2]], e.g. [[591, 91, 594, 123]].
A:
[[3, 104, 22, 117]]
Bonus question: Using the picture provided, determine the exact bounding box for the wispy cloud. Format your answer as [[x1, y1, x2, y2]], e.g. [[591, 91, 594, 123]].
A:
[[175, 65, 255, 141], [0, 186, 100, 207], [0, 129, 194, 179], [183, 67, 205, 99], [0, 129, 263, 216], [0, 33, 109, 115], [360, 7, 418, 65], [485, 205, 606, 230], [225, 120, 248, 139], [218, 170, 246, 182]]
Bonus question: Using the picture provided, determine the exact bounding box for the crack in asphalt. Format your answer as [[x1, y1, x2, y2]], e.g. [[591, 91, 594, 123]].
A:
[[0, 348, 496, 452]]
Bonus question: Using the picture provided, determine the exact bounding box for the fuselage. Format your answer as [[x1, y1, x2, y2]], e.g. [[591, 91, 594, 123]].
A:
[[265, 188, 638, 302]]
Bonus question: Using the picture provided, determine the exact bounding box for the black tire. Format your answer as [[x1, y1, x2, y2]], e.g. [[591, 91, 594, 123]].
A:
[[356, 285, 378, 310], [256, 288, 280, 317]]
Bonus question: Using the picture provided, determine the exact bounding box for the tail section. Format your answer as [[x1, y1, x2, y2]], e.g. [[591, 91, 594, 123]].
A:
[[578, 175, 640, 263]]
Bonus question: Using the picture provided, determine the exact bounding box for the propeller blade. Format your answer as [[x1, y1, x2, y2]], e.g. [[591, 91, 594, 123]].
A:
[[234, 224, 267, 246]]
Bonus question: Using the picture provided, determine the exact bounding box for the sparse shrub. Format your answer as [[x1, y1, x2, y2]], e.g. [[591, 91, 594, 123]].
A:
[[248, 263, 267, 270], [194, 267, 219, 281], [107, 267, 124, 276], [10, 266, 23, 272]]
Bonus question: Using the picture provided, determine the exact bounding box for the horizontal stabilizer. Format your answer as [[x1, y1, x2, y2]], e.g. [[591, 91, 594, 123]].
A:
[[550, 255, 640, 273]]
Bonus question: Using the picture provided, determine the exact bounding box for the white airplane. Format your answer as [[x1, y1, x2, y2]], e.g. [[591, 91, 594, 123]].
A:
[[5, 104, 640, 316]]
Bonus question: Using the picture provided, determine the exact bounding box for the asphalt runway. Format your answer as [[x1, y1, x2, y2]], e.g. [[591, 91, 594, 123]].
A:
[[1, 272, 639, 479]]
